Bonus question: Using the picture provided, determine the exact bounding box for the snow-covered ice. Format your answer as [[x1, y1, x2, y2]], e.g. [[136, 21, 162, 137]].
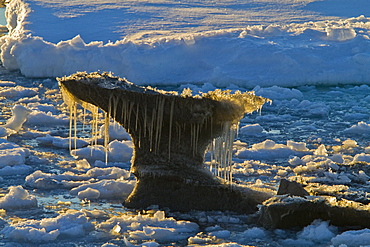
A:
[[0, 0, 370, 246], [2, 0, 370, 87]]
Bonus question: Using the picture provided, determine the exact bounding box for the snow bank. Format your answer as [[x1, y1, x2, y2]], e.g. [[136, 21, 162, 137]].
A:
[[2, 0, 370, 87], [1, 210, 94, 242]]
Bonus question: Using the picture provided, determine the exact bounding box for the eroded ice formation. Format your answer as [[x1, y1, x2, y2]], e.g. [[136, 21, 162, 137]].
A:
[[58, 72, 270, 213], [59, 72, 270, 183]]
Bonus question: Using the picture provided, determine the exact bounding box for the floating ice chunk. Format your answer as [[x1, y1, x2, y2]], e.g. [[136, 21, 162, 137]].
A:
[[209, 230, 231, 239], [239, 124, 264, 136], [0, 164, 32, 176], [3, 105, 32, 132], [242, 227, 267, 239], [25, 170, 86, 190], [330, 154, 344, 164], [314, 144, 328, 156], [98, 210, 199, 243], [70, 179, 135, 200], [287, 140, 309, 152], [252, 139, 278, 150], [288, 156, 303, 166], [0, 86, 38, 98], [236, 139, 305, 161], [108, 140, 133, 163], [76, 159, 91, 169], [342, 139, 358, 148], [37, 135, 89, 149], [331, 229, 370, 246], [25, 166, 131, 191], [0, 81, 16, 86], [26, 111, 69, 126], [0, 185, 37, 210], [325, 27, 356, 41], [77, 187, 101, 200], [72, 140, 133, 163], [130, 226, 191, 242], [353, 153, 370, 162], [102, 242, 120, 247], [71, 145, 106, 162], [343, 121, 370, 135], [298, 220, 336, 242], [53, 137, 89, 149], [100, 121, 131, 141], [0, 140, 29, 168], [1, 210, 94, 242], [26, 102, 59, 114], [86, 167, 131, 180], [253, 85, 303, 100]]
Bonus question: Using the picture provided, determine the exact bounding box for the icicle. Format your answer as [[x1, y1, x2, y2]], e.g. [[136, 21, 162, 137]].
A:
[[154, 97, 165, 153], [208, 121, 239, 187], [168, 99, 175, 160], [74, 104, 77, 151], [135, 103, 140, 131], [68, 103, 74, 154], [104, 111, 110, 165], [82, 107, 87, 132]]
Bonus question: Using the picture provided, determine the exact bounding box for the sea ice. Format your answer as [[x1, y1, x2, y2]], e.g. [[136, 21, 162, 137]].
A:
[[36, 134, 89, 149], [71, 140, 133, 163], [99, 121, 131, 141], [26, 111, 69, 126], [98, 210, 199, 243], [2, 104, 32, 132], [1, 210, 94, 242], [343, 121, 370, 135], [0, 86, 38, 98], [0, 185, 37, 210], [0, 140, 29, 168], [70, 179, 135, 200], [331, 229, 370, 246]]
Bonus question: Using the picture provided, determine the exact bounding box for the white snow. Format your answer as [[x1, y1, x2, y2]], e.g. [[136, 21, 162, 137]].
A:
[[2, 0, 370, 87]]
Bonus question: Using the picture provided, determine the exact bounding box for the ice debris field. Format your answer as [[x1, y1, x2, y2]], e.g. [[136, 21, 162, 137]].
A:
[[0, 0, 369, 246]]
